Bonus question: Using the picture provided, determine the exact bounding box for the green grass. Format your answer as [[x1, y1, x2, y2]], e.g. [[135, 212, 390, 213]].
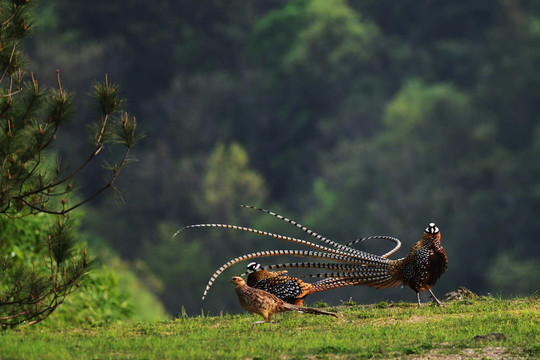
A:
[[1, 297, 539, 359]]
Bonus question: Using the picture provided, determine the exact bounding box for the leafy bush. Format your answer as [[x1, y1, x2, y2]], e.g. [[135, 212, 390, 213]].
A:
[[48, 258, 168, 326], [1, 214, 166, 326]]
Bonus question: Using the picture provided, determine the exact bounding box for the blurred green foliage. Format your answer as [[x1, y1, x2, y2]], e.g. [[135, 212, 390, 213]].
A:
[[25, 0, 540, 314], [49, 257, 168, 325], [201, 143, 267, 220], [0, 214, 48, 262], [142, 222, 212, 315], [488, 253, 540, 295]]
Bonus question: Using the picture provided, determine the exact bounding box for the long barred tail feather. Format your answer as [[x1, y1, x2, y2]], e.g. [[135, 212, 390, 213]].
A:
[[307, 274, 401, 293], [176, 207, 405, 300], [177, 223, 388, 265], [305, 269, 402, 290], [238, 261, 372, 278], [303, 269, 391, 280], [179, 223, 349, 257], [203, 223, 363, 257], [240, 205, 367, 256], [201, 249, 378, 300], [282, 303, 338, 317], [305, 277, 372, 293], [346, 235, 402, 258], [264, 262, 369, 272]]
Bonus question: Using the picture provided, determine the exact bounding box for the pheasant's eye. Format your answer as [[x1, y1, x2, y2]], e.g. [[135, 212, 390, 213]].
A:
[[425, 223, 439, 234]]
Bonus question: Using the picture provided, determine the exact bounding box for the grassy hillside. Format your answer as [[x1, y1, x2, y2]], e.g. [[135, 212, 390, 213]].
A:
[[1, 296, 539, 359]]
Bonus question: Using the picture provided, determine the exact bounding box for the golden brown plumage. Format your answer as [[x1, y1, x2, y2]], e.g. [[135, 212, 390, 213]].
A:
[[231, 276, 337, 330]]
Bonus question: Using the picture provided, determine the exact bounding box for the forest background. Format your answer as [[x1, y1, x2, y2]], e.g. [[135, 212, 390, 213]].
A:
[[10, 0, 540, 322]]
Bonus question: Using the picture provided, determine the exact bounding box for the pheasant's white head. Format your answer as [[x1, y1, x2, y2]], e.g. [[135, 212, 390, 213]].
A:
[[425, 223, 440, 234], [246, 262, 261, 273]]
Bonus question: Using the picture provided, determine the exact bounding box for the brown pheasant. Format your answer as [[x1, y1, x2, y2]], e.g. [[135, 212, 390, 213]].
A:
[[231, 276, 337, 330]]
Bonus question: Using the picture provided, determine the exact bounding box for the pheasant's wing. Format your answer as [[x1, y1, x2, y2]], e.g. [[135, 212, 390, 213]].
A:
[[252, 275, 313, 300]]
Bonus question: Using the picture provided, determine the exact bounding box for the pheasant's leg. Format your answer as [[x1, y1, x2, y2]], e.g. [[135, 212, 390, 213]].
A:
[[416, 292, 421, 308], [428, 289, 446, 307], [267, 314, 274, 331], [250, 321, 265, 330]]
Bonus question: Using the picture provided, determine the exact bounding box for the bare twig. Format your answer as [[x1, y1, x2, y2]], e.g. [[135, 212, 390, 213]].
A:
[[0, 88, 22, 98], [0, 6, 19, 27]]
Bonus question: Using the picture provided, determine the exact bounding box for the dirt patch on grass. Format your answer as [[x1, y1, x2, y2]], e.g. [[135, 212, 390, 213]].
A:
[[370, 312, 480, 327], [408, 346, 509, 359]]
